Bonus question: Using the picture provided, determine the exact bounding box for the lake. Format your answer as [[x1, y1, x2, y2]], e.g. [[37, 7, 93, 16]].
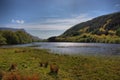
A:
[[1, 42, 120, 55]]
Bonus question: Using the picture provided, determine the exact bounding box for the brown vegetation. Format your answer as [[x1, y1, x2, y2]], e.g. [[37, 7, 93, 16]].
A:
[[50, 63, 59, 74], [3, 72, 40, 80], [15, 50, 27, 53], [8, 63, 17, 71], [0, 71, 4, 80]]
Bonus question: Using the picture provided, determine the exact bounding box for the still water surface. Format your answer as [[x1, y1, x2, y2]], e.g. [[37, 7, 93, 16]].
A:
[[1, 42, 120, 55]]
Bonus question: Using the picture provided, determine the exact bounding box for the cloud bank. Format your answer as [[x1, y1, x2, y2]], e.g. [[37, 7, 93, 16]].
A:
[[12, 19, 24, 24], [8, 14, 93, 30]]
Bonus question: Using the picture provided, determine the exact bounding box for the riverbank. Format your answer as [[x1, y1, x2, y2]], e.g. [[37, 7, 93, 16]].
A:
[[0, 47, 120, 80]]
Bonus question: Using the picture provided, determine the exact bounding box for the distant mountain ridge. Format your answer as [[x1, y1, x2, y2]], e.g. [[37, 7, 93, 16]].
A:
[[62, 12, 120, 36], [48, 12, 120, 43], [0, 27, 25, 32]]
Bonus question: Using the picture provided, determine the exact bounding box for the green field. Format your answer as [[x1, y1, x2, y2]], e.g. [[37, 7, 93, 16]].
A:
[[0, 47, 120, 80]]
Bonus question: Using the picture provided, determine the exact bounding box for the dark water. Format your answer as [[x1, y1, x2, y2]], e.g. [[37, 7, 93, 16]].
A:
[[1, 42, 120, 55]]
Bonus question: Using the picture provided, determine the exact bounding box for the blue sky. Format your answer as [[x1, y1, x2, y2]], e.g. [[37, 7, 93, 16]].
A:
[[0, 0, 120, 39]]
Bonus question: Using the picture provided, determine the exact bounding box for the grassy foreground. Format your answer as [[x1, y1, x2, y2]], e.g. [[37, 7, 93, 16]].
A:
[[0, 48, 120, 80]]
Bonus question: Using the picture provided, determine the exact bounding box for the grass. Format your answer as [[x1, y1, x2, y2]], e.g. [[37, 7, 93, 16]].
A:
[[0, 47, 120, 80]]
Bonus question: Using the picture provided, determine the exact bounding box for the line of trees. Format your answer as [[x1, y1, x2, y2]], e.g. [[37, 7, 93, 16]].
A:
[[48, 28, 120, 43], [0, 30, 36, 45]]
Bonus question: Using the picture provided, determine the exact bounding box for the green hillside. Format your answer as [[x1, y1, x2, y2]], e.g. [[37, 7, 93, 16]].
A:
[[48, 12, 120, 43], [0, 29, 40, 45]]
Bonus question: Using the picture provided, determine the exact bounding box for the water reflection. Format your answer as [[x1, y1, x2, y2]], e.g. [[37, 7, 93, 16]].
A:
[[1, 42, 120, 55]]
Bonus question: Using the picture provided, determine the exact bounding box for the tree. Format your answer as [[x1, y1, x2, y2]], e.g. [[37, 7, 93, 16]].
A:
[[15, 31, 32, 44], [0, 34, 7, 45], [2, 31, 19, 44], [116, 27, 120, 36]]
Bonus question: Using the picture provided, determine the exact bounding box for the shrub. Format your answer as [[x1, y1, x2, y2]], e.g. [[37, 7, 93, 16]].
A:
[[3, 72, 21, 80], [3, 72, 40, 80], [50, 63, 59, 74], [8, 64, 17, 71]]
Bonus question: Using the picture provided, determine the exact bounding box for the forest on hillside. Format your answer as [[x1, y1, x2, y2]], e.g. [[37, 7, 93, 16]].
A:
[[48, 12, 120, 43], [0, 30, 39, 45]]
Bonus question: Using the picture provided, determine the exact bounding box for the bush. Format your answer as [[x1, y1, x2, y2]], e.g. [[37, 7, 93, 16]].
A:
[[3, 72, 40, 80], [116, 27, 120, 36]]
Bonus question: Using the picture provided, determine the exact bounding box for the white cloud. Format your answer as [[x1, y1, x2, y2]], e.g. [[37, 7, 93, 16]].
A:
[[6, 23, 71, 30], [11, 19, 24, 24], [45, 14, 92, 25], [9, 14, 93, 30]]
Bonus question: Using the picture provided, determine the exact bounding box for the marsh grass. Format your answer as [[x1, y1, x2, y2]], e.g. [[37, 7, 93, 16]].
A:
[[0, 47, 120, 80]]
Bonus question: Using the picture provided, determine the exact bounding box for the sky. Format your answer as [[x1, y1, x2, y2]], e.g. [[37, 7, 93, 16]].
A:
[[0, 0, 120, 39]]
